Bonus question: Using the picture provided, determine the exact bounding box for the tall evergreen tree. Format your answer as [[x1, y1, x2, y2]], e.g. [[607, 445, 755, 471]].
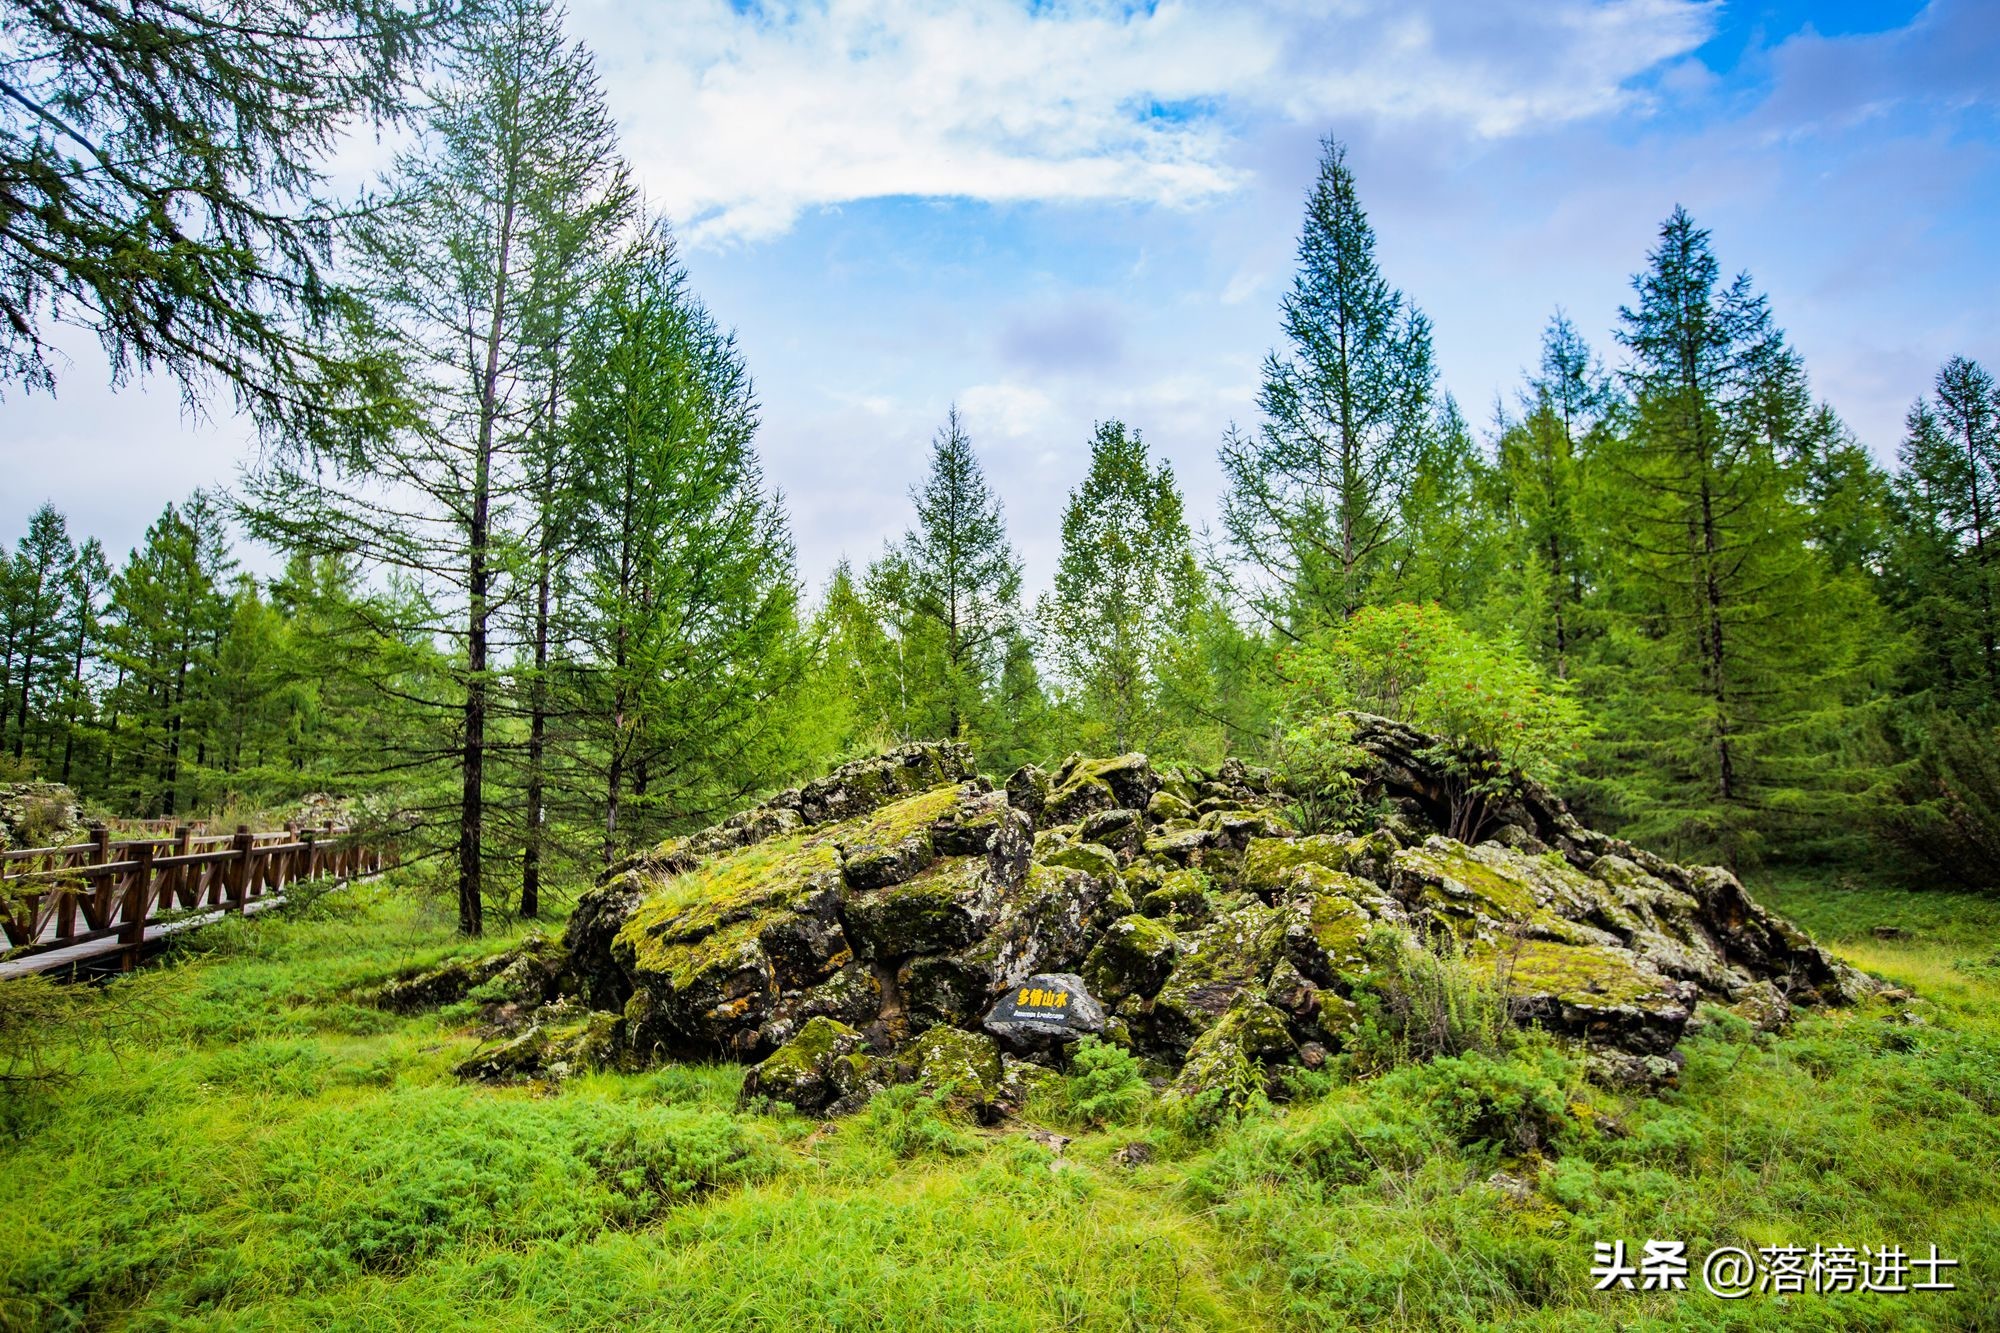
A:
[[1889, 361, 2000, 709], [244, 0, 628, 932], [1592, 207, 1872, 860], [567, 224, 808, 865], [1486, 313, 1616, 677], [56, 538, 110, 784], [1, 0, 450, 435], [6, 504, 74, 761], [1041, 421, 1203, 753], [865, 407, 1023, 741], [1219, 138, 1436, 633], [102, 495, 235, 816]]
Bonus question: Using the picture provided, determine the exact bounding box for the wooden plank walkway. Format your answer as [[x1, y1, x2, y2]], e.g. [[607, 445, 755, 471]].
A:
[[1, 823, 390, 978]]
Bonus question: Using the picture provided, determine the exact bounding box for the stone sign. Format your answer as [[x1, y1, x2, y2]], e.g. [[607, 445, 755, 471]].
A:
[[982, 972, 1105, 1046]]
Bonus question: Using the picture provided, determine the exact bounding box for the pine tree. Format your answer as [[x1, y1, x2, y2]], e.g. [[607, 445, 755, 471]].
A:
[[1040, 420, 1203, 753], [102, 496, 235, 815], [866, 407, 1023, 741], [1, 0, 447, 434], [1220, 138, 1437, 633], [56, 539, 110, 784], [1486, 313, 1616, 677], [243, 0, 629, 932], [1889, 362, 2000, 709]]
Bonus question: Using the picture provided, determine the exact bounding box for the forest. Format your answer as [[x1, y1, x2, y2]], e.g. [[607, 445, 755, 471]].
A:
[[2, 0, 1995, 937], [4, 2, 2000, 1329]]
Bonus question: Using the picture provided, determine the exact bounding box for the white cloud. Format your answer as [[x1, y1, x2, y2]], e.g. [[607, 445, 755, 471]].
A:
[[574, 0, 1715, 246], [957, 381, 1057, 438]]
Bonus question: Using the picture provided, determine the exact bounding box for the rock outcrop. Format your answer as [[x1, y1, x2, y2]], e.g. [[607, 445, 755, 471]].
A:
[[411, 724, 1871, 1112]]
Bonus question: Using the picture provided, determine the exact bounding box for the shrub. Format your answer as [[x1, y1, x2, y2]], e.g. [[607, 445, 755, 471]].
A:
[[1345, 926, 1510, 1072], [1058, 1037, 1151, 1128], [1280, 603, 1586, 841]]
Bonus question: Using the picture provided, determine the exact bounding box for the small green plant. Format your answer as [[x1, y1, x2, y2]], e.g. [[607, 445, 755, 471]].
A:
[[1280, 603, 1587, 841], [1346, 926, 1511, 1072], [860, 1083, 979, 1159], [1059, 1037, 1151, 1127], [1273, 711, 1367, 835]]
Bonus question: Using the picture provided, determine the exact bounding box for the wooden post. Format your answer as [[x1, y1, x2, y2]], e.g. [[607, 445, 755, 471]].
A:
[[122, 840, 155, 969], [87, 823, 112, 930], [230, 826, 255, 912], [302, 825, 318, 883], [174, 825, 194, 907]]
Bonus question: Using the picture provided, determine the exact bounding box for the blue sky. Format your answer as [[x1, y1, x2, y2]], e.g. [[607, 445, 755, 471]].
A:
[[5, 0, 1997, 597]]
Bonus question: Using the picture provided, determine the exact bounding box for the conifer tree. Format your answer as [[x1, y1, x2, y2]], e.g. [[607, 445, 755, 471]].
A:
[[1889, 361, 2000, 708], [866, 407, 1023, 741], [0, 0, 450, 433], [1592, 207, 1872, 860], [6, 504, 74, 761], [243, 0, 628, 932], [1487, 314, 1616, 677], [567, 224, 807, 864], [56, 539, 110, 784], [1041, 420, 1203, 752], [1220, 138, 1436, 633], [102, 496, 235, 815]]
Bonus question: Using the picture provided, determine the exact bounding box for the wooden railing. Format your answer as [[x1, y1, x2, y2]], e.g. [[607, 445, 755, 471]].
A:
[[0, 823, 390, 973]]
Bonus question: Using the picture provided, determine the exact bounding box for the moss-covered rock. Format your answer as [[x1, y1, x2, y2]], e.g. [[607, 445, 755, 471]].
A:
[[1148, 899, 1285, 1051], [1081, 913, 1180, 1003], [896, 1026, 1005, 1115], [741, 1016, 874, 1114], [1160, 995, 1295, 1122], [552, 729, 1867, 1117]]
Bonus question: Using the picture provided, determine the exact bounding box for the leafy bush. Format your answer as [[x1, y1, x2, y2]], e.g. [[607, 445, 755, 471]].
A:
[[1281, 603, 1586, 841], [859, 1084, 978, 1159], [1381, 1048, 1577, 1156]]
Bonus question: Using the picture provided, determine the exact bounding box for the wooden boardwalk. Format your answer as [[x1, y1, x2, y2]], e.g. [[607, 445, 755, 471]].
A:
[[1, 823, 389, 978]]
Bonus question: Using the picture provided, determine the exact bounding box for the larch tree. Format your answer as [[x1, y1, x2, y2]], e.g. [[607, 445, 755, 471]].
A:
[[1890, 361, 2000, 709], [866, 407, 1023, 741], [1487, 313, 1617, 678], [243, 0, 628, 933], [1220, 137, 1437, 634], [0, 0, 451, 437], [56, 538, 110, 783], [1040, 420, 1203, 753], [1592, 207, 1872, 861], [567, 223, 807, 865], [6, 504, 74, 761]]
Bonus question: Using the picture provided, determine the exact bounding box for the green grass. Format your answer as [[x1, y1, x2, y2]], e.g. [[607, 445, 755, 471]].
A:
[[1, 870, 1996, 1329]]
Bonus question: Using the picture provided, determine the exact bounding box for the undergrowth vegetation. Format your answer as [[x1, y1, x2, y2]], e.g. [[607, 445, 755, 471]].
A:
[[1, 871, 1995, 1329]]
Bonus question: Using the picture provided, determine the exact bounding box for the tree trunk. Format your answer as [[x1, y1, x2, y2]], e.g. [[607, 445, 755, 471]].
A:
[[460, 178, 520, 937]]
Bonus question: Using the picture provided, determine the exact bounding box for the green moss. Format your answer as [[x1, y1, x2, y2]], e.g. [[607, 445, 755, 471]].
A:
[[840, 783, 969, 850], [620, 836, 842, 956], [1398, 843, 1540, 921], [1083, 914, 1180, 999], [1481, 939, 1670, 1009], [1241, 836, 1356, 894], [901, 1026, 1004, 1105], [842, 855, 988, 955], [1044, 842, 1119, 880]]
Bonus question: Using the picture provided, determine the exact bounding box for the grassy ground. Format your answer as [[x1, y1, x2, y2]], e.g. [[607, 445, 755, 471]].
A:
[[0, 870, 1995, 1331]]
